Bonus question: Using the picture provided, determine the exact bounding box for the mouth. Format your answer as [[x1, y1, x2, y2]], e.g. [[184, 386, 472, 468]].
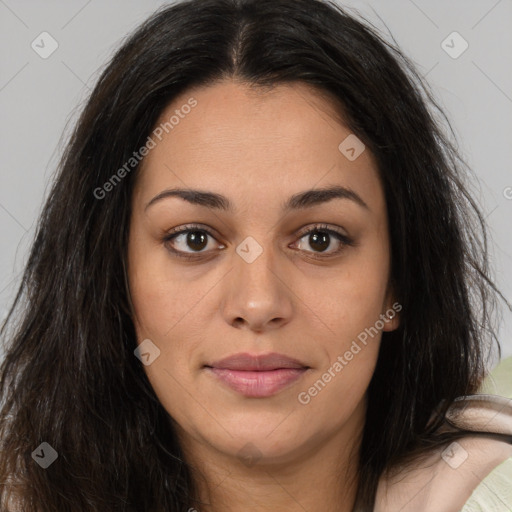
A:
[[204, 352, 310, 398]]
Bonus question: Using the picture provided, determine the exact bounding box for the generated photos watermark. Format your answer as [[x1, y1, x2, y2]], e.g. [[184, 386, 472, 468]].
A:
[[297, 301, 402, 405], [93, 97, 198, 200]]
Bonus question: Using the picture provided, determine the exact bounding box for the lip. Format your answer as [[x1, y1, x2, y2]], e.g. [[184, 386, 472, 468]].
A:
[[205, 352, 310, 398], [207, 352, 308, 371]]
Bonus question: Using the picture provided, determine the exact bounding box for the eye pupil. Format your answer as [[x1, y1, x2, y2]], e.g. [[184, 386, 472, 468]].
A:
[[187, 231, 208, 251], [309, 231, 330, 252]]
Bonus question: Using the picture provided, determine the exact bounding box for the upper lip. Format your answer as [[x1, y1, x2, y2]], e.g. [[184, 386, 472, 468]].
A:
[[206, 352, 309, 371]]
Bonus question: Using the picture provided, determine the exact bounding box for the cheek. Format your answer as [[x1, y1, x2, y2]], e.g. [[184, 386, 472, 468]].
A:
[[127, 244, 199, 397], [128, 241, 195, 341], [129, 266, 198, 421], [300, 347, 378, 426], [303, 251, 389, 342], [130, 277, 173, 337], [130, 273, 204, 381], [298, 284, 384, 418]]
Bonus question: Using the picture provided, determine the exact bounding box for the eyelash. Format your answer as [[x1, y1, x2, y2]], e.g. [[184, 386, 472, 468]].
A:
[[162, 223, 354, 261]]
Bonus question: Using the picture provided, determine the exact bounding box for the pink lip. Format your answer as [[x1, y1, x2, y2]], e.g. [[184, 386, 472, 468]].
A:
[[205, 352, 310, 398]]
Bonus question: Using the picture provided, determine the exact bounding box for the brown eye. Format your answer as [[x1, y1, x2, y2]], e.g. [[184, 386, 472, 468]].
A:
[[163, 224, 225, 260], [306, 231, 331, 252], [293, 224, 354, 257], [180, 230, 209, 251]]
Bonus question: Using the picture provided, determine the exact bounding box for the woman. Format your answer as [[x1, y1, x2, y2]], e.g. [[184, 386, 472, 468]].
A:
[[1, 0, 511, 510]]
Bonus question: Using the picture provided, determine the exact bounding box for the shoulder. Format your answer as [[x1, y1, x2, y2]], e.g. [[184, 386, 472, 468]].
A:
[[375, 436, 512, 512], [461, 456, 512, 512], [375, 395, 512, 512]]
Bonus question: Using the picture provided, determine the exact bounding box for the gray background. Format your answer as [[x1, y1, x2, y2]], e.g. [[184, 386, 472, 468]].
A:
[[1, 0, 511, 363]]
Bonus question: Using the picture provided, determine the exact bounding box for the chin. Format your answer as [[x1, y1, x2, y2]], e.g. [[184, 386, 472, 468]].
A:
[[199, 418, 319, 467]]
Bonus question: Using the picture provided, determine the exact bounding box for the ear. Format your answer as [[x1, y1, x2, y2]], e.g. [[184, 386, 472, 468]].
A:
[[381, 280, 401, 332]]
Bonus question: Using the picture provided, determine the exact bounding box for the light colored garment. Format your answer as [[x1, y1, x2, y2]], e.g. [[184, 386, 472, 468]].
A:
[[375, 356, 512, 512], [459, 356, 512, 512], [460, 457, 512, 511]]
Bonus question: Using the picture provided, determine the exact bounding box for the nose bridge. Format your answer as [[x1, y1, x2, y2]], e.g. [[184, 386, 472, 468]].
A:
[[222, 231, 293, 330], [234, 232, 280, 297]]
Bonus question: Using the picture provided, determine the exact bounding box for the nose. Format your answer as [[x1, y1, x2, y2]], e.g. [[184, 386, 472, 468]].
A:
[[220, 240, 294, 333]]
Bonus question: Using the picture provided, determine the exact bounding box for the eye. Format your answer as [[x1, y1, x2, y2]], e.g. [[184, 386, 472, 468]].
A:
[[163, 223, 354, 261], [163, 224, 224, 260], [292, 223, 354, 258]]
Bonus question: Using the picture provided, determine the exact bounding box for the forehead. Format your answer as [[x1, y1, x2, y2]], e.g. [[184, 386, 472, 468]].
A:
[[135, 79, 385, 217]]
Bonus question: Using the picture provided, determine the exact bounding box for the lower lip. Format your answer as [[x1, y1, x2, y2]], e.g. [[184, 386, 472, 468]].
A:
[[207, 368, 308, 397]]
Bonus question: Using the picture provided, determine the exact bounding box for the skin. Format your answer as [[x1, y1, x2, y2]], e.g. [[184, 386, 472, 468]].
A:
[[127, 79, 400, 512]]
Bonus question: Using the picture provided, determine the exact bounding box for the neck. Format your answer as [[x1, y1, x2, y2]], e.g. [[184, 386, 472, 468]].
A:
[[178, 403, 365, 512]]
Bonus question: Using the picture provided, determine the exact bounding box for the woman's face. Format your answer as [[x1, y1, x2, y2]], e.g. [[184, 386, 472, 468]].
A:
[[127, 79, 399, 466]]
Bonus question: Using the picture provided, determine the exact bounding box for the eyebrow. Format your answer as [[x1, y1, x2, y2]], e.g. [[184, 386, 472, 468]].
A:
[[144, 185, 370, 213]]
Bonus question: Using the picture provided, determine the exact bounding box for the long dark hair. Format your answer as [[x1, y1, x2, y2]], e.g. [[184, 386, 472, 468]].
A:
[[0, 0, 507, 510]]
